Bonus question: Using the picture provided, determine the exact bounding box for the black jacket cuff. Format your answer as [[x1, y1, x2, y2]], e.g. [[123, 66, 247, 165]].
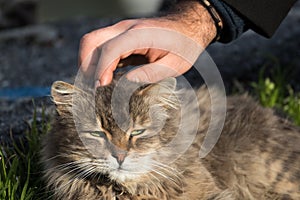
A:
[[209, 0, 248, 43]]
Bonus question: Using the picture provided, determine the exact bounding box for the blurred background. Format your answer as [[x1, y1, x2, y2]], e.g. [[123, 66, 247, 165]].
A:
[[38, 0, 164, 21], [0, 0, 169, 28], [0, 0, 174, 90]]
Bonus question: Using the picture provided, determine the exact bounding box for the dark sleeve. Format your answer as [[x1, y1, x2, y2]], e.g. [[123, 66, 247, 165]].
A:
[[221, 0, 297, 37], [209, 0, 247, 43]]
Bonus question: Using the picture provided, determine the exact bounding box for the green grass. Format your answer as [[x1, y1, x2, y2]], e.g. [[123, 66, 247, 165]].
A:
[[252, 65, 300, 125], [0, 106, 50, 200]]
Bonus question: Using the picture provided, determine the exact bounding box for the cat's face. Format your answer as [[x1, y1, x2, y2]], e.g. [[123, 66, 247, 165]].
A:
[[51, 77, 181, 183]]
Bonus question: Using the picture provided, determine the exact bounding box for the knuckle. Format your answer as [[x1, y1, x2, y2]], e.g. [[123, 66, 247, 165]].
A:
[[131, 22, 147, 30], [116, 19, 135, 26], [130, 19, 158, 30], [114, 19, 145, 30], [99, 42, 113, 53], [80, 32, 93, 46]]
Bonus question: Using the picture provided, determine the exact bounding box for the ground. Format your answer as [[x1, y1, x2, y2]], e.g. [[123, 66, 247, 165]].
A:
[[0, 2, 300, 143]]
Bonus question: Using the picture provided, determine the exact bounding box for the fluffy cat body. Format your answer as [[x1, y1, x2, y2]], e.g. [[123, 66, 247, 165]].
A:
[[41, 77, 300, 200]]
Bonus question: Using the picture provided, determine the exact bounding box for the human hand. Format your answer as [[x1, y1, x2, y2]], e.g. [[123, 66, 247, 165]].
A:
[[79, 0, 218, 86]]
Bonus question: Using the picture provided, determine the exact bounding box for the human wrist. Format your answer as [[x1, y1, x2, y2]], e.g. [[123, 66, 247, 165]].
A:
[[198, 0, 223, 42], [209, 0, 247, 43], [163, 0, 219, 47]]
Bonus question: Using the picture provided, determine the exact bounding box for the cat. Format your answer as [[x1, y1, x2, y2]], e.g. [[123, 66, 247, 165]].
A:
[[41, 75, 300, 200]]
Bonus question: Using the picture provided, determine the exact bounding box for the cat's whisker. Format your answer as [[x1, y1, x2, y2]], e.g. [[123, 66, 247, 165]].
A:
[[80, 166, 98, 178], [143, 164, 173, 180], [151, 161, 180, 177], [43, 159, 92, 173], [143, 173, 163, 190], [145, 162, 183, 187], [72, 168, 94, 185], [145, 170, 161, 183], [145, 168, 184, 194], [41, 155, 86, 171], [152, 160, 179, 172], [53, 160, 86, 169], [42, 163, 76, 173], [41, 154, 64, 162], [54, 165, 97, 194], [56, 162, 90, 179]]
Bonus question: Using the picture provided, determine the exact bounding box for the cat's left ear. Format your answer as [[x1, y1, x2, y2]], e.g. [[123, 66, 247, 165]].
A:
[[140, 77, 176, 96], [51, 81, 74, 115], [139, 77, 178, 108]]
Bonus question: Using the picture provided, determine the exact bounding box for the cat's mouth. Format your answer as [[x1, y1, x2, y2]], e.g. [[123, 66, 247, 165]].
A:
[[109, 166, 142, 182], [113, 165, 135, 174], [117, 166, 126, 171]]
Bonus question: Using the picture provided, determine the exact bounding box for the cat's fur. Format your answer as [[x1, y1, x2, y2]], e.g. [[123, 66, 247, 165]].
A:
[[41, 76, 300, 200]]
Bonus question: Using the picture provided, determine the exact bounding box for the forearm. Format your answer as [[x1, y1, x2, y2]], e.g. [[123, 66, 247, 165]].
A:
[[173, 0, 296, 42], [161, 0, 245, 44], [162, 0, 218, 46]]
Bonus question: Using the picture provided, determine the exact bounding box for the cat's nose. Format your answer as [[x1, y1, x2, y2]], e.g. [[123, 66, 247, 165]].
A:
[[112, 151, 127, 166]]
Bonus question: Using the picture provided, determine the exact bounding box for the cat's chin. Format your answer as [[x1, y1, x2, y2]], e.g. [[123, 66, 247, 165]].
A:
[[109, 168, 142, 183]]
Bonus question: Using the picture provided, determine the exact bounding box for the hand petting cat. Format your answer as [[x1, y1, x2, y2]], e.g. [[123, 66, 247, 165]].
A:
[[78, 0, 217, 86]]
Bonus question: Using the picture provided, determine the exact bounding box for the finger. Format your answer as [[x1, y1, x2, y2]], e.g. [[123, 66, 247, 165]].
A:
[[97, 59, 119, 86], [95, 32, 165, 85], [96, 51, 149, 85], [95, 27, 201, 85], [97, 47, 161, 85], [96, 47, 153, 86], [126, 53, 192, 83], [79, 20, 137, 67]]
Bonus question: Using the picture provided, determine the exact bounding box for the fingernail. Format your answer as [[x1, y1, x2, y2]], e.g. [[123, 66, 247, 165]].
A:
[[101, 78, 110, 86], [95, 80, 101, 88]]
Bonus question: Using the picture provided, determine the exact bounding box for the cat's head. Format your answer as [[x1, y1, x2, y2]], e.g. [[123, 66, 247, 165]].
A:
[[51, 76, 187, 183]]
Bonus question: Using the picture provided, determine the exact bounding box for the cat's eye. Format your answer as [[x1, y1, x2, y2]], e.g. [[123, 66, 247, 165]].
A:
[[89, 131, 106, 138], [130, 129, 146, 137]]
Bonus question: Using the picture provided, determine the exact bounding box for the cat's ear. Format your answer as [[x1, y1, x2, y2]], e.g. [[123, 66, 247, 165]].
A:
[[139, 77, 176, 95], [140, 77, 178, 108], [51, 81, 74, 115]]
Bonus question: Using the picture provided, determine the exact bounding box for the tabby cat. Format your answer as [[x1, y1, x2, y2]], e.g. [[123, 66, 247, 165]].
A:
[[41, 76, 300, 200]]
